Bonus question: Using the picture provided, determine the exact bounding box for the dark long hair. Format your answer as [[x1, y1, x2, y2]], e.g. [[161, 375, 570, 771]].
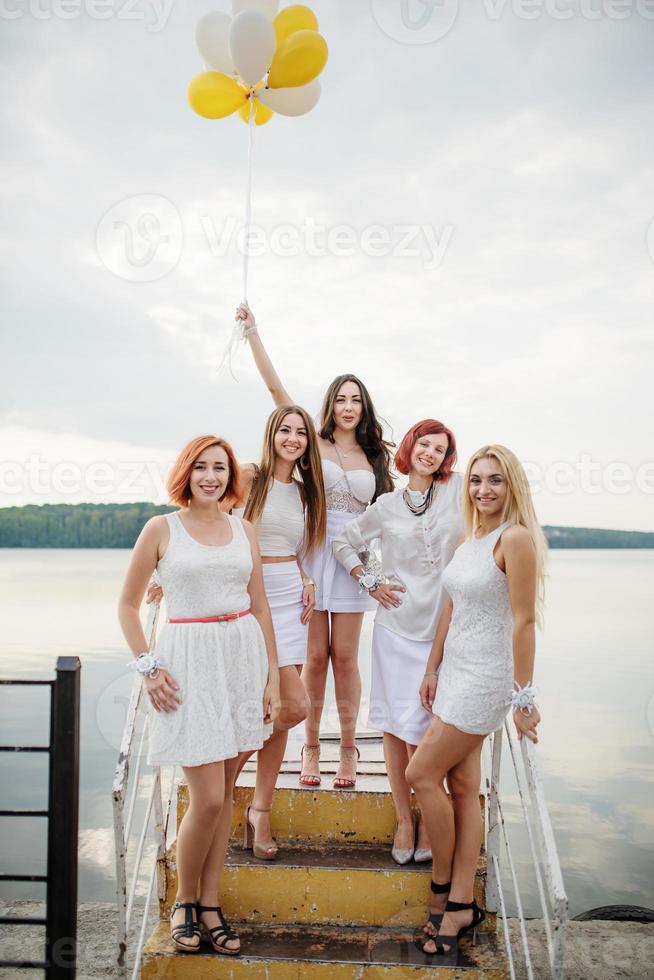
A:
[[244, 405, 327, 556], [319, 374, 394, 501]]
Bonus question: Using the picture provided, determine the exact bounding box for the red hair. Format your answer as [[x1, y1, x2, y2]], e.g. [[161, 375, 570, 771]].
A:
[[395, 419, 457, 482], [167, 435, 241, 508]]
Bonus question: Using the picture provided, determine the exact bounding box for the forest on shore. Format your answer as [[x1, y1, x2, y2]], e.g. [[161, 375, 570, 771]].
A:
[[0, 503, 652, 549]]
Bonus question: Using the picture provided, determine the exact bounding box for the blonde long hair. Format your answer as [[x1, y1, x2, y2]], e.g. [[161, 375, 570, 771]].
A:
[[462, 444, 548, 621], [244, 405, 327, 557]]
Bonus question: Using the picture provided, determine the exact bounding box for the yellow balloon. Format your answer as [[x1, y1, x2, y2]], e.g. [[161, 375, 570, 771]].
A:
[[187, 71, 247, 119], [267, 29, 328, 89], [238, 97, 274, 126], [273, 4, 318, 45]]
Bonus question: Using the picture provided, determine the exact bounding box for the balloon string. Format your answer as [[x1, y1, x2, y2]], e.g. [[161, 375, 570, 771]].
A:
[[218, 95, 256, 380]]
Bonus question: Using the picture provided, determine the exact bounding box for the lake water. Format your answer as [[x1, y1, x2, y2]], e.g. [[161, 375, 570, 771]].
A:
[[1, 549, 653, 918]]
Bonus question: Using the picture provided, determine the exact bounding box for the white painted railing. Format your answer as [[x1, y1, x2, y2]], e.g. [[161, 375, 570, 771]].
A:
[[485, 721, 568, 980], [112, 601, 175, 979]]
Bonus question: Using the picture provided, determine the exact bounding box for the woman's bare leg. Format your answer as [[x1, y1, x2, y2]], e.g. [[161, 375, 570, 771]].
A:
[[406, 743, 430, 852], [196, 754, 245, 953], [301, 611, 329, 780], [406, 718, 484, 953], [249, 665, 309, 847], [172, 761, 225, 948], [330, 611, 364, 783], [384, 733, 414, 850]]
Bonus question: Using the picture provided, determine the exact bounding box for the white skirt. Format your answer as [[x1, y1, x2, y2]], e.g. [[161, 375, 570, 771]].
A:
[[263, 561, 308, 668], [304, 510, 376, 614], [367, 623, 434, 745], [147, 614, 272, 768]]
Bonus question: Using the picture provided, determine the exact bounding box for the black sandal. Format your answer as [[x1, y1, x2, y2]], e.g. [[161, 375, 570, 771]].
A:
[[422, 879, 451, 939], [432, 899, 486, 955], [197, 904, 241, 957], [169, 901, 200, 953]]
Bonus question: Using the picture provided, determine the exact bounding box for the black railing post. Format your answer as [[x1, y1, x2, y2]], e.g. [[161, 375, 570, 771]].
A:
[[46, 657, 80, 979]]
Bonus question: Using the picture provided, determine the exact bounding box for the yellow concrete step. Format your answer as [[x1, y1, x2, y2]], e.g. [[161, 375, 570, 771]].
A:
[[142, 920, 508, 978], [162, 840, 488, 929], [177, 771, 486, 848]]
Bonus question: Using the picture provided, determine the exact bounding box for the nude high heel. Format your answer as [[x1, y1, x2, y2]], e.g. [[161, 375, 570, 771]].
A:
[[243, 803, 278, 860]]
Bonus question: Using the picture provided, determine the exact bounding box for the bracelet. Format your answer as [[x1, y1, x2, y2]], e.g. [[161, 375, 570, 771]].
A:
[[302, 578, 317, 589], [127, 652, 163, 679], [509, 680, 537, 714], [424, 672, 438, 677], [357, 571, 384, 594], [243, 325, 258, 337]]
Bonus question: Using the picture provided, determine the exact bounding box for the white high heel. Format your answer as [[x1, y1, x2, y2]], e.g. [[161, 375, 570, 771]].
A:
[[391, 815, 415, 865]]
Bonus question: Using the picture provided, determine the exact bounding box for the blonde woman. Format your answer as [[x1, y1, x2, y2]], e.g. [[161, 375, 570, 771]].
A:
[[236, 302, 394, 789], [406, 445, 546, 956]]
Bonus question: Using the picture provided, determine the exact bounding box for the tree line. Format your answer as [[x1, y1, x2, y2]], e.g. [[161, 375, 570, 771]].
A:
[[0, 503, 652, 549]]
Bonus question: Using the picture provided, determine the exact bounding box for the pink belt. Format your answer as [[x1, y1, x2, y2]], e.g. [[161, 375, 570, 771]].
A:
[[168, 609, 251, 624]]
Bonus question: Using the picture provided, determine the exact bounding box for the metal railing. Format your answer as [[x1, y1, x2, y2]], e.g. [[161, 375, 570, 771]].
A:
[[0, 656, 81, 979], [112, 602, 175, 979], [485, 721, 568, 980]]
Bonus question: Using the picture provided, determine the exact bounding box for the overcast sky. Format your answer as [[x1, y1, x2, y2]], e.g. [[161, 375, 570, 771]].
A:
[[2, 0, 653, 529]]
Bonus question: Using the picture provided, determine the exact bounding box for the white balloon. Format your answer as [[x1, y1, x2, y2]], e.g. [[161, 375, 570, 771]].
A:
[[195, 12, 235, 74], [258, 79, 321, 117], [232, 0, 279, 20], [229, 11, 277, 88]]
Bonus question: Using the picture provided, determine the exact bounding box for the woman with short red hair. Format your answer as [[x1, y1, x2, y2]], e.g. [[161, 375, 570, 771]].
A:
[[118, 435, 280, 958], [333, 420, 462, 864]]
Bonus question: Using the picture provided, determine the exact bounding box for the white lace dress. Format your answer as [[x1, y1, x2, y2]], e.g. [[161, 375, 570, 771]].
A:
[[303, 459, 376, 613], [434, 521, 514, 736], [147, 512, 271, 767]]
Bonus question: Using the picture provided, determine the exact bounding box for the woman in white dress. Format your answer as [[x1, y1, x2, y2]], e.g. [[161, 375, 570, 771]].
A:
[[232, 405, 326, 858], [333, 420, 462, 864], [119, 435, 280, 957], [236, 302, 394, 789], [406, 445, 546, 956]]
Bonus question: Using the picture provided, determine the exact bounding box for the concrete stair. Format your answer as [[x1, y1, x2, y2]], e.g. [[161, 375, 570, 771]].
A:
[[141, 737, 508, 977]]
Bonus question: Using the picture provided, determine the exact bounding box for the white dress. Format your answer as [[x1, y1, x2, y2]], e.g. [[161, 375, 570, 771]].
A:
[[304, 459, 377, 613], [434, 521, 514, 736], [147, 512, 271, 767], [236, 479, 308, 669], [332, 477, 463, 743]]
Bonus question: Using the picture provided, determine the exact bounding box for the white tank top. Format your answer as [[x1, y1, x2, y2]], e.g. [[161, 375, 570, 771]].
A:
[[255, 479, 305, 557]]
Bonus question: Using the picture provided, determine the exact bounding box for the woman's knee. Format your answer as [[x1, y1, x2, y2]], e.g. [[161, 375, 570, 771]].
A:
[[330, 642, 358, 675], [189, 788, 224, 821], [278, 695, 310, 730], [447, 768, 480, 802]]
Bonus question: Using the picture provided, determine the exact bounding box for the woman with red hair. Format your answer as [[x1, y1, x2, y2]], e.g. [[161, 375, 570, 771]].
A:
[[333, 420, 462, 864], [118, 435, 280, 958]]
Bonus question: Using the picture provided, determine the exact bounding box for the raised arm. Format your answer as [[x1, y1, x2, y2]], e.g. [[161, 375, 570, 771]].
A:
[[236, 302, 293, 407]]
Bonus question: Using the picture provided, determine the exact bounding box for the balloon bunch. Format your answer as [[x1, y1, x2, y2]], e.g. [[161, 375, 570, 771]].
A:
[[188, 1, 328, 126]]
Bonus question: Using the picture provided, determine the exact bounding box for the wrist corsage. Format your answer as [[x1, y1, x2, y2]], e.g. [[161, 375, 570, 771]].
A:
[[128, 652, 163, 679], [509, 680, 538, 714]]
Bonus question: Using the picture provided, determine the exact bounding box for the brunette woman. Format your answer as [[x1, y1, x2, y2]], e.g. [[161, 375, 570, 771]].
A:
[[407, 445, 546, 955], [119, 436, 280, 957], [333, 420, 462, 864], [237, 302, 394, 788], [233, 405, 326, 858]]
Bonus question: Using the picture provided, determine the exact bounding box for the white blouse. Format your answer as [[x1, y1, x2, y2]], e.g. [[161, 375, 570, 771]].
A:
[[332, 473, 464, 642], [240, 479, 305, 557]]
